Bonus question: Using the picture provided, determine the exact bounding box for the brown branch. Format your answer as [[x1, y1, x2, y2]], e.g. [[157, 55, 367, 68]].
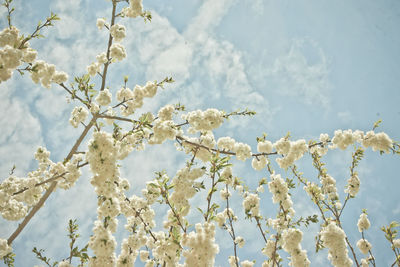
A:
[[97, 114, 139, 124], [12, 172, 67, 196], [176, 135, 278, 158], [7, 181, 57, 245]]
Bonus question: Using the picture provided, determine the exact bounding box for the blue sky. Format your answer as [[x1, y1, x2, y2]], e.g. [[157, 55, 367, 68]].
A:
[[1, 0, 400, 266]]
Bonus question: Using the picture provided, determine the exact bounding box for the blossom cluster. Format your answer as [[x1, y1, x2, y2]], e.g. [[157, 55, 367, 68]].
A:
[[165, 167, 205, 228], [281, 228, 310, 267], [217, 136, 252, 161], [31, 60, 68, 88], [183, 108, 224, 132], [344, 174, 360, 197], [331, 129, 393, 153], [122, 0, 143, 18], [0, 26, 35, 82], [320, 222, 353, 267], [274, 138, 308, 169], [242, 193, 260, 217], [0, 147, 82, 223], [115, 82, 158, 116], [69, 106, 89, 128], [110, 24, 126, 42], [182, 223, 219, 266], [86, 131, 129, 265], [268, 173, 294, 217]]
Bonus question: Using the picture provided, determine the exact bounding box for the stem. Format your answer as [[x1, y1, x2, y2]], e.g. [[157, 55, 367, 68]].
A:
[[12, 172, 67, 196], [361, 231, 376, 267], [205, 161, 217, 222], [225, 184, 239, 267], [99, 0, 117, 91], [255, 217, 268, 244], [59, 83, 88, 107], [97, 114, 139, 123]]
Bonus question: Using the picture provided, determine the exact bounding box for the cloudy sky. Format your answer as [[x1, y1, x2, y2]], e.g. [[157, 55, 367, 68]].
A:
[[1, 0, 400, 266]]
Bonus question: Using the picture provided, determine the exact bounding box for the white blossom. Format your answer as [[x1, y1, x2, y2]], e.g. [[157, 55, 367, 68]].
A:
[[110, 24, 126, 42], [110, 43, 126, 61]]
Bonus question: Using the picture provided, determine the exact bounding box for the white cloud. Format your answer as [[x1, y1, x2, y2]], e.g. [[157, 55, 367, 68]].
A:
[[186, 0, 236, 38], [267, 38, 330, 107], [337, 111, 352, 123], [0, 82, 43, 177], [245, 0, 265, 16], [34, 89, 69, 121]]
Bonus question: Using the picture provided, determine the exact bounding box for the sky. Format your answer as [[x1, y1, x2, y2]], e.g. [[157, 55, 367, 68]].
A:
[[1, 0, 400, 266]]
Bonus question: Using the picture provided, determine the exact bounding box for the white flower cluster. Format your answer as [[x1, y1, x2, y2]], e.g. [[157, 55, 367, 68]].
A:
[[220, 187, 231, 200], [87, 131, 138, 265], [0, 146, 81, 222], [233, 142, 252, 161], [240, 260, 254, 267], [87, 52, 108, 77], [167, 167, 205, 223], [331, 129, 393, 153], [357, 239, 372, 255], [97, 18, 106, 30], [362, 131, 393, 153], [274, 138, 308, 169], [115, 82, 158, 116], [242, 193, 260, 217], [0, 26, 38, 82], [150, 114, 178, 145], [261, 238, 277, 259], [235, 236, 245, 248], [281, 228, 310, 267], [331, 130, 363, 150], [0, 238, 12, 259], [30, 60, 68, 88], [110, 24, 126, 42], [180, 132, 215, 162], [117, 127, 150, 160], [88, 220, 117, 267], [182, 223, 219, 267], [228, 256, 239, 267], [183, 108, 224, 132], [320, 222, 353, 267], [215, 208, 236, 227], [320, 174, 339, 202], [110, 43, 126, 61], [217, 136, 252, 161], [309, 133, 329, 156], [344, 174, 360, 197], [258, 140, 273, 154], [69, 106, 89, 128], [96, 88, 112, 106], [116, 231, 145, 266], [58, 261, 73, 267], [87, 131, 119, 195], [393, 239, 400, 248], [357, 213, 370, 232], [217, 136, 235, 151], [268, 173, 294, 216], [57, 154, 82, 190], [303, 182, 324, 204], [158, 104, 174, 121], [122, 0, 143, 18]]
